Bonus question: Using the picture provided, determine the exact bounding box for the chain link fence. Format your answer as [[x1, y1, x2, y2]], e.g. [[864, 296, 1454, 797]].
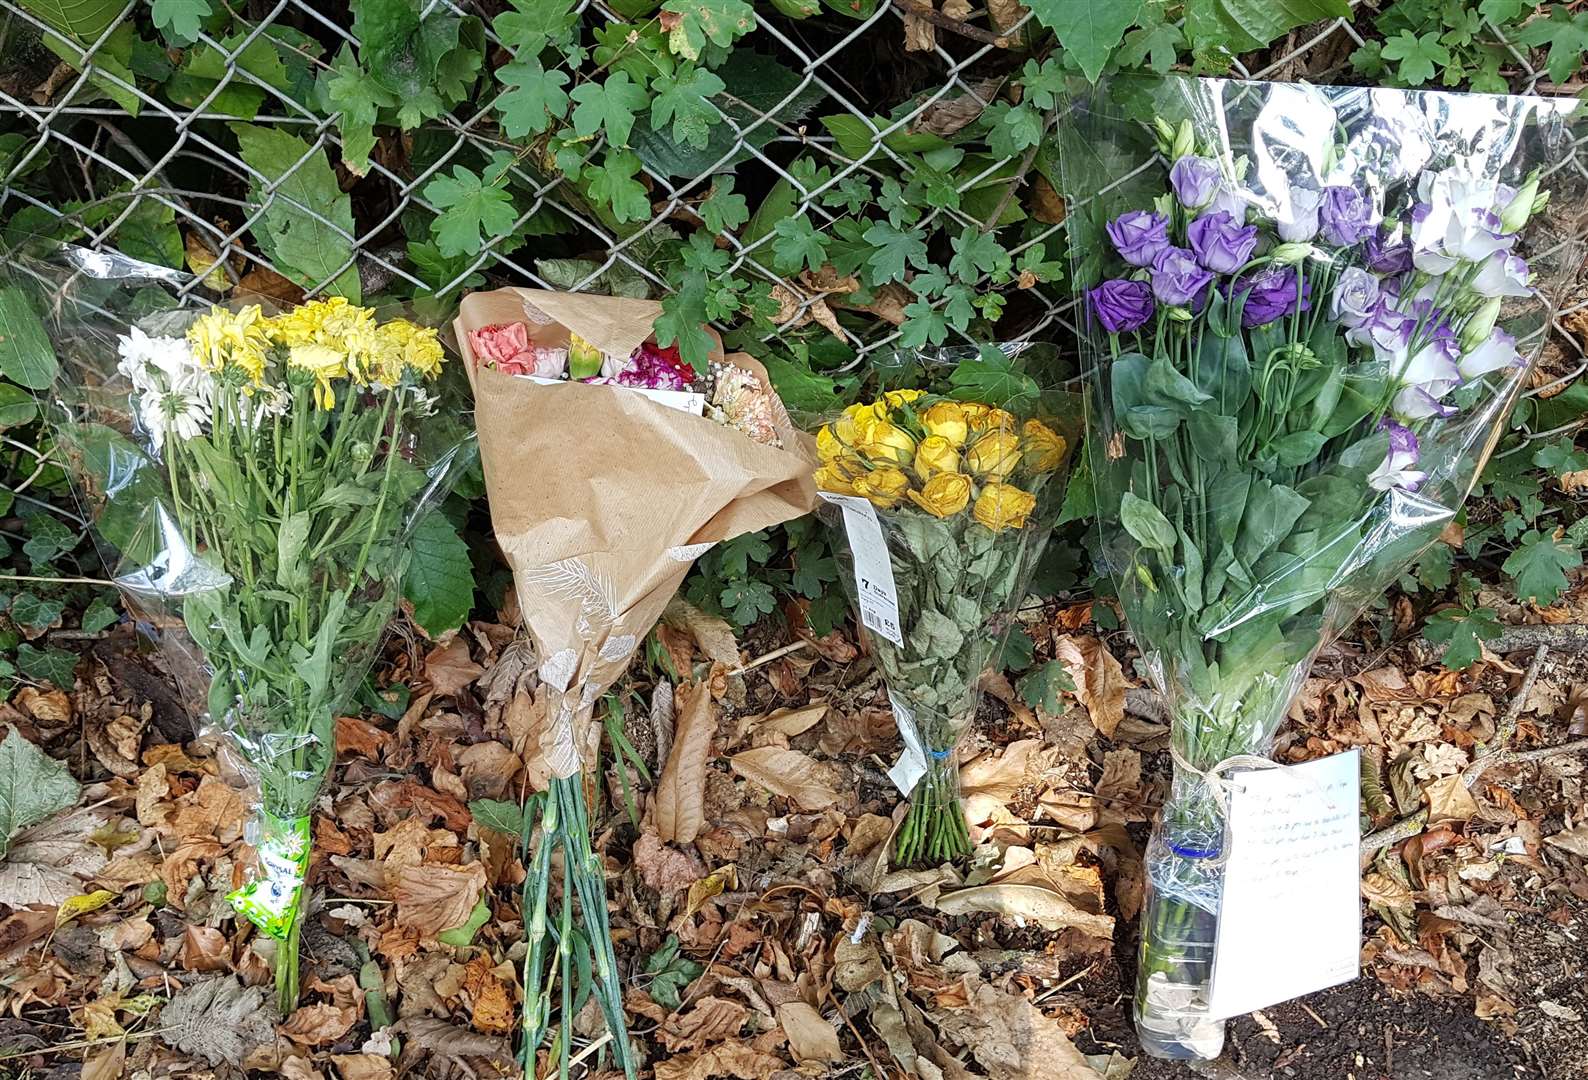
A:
[[0, 0, 1584, 432]]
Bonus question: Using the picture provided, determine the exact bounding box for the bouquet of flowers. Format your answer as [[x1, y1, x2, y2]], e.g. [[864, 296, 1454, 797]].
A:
[[1058, 77, 1582, 1059], [813, 346, 1073, 866], [456, 287, 816, 1079], [38, 249, 469, 1012]]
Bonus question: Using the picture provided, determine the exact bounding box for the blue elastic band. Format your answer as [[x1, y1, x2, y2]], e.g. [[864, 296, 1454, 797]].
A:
[[929, 748, 952, 761], [1168, 841, 1220, 859]]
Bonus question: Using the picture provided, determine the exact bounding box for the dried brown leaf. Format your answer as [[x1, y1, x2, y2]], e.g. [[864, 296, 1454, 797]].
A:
[[1052, 636, 1127, 738], [424, 638, 483, 698], [663, 598, 741, 669], [281, 1002, 357, 1046], [933, 981, 1103, 1080], [658, 995, 748, 1051], [777, 1000, 842, 1062], [1425, 774, 1479, 824], [932, 883, 1114, 938], [179, 926, 231, 972], [633, 830, 705, 895], [730, 747, 842, 810], [394, 862, 486, 937], [657, 679, 716, 845], [330, 1054, 395, 1080], [654, 1040, 786, 1080]]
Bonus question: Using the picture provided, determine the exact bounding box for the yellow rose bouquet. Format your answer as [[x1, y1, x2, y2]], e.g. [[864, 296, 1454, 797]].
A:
[[814, 346, 1073, 865], [37, 251, 471, 1012]]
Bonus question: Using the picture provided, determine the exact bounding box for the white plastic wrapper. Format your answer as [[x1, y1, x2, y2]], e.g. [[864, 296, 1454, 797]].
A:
[[1057, 75, 1584, 1060]]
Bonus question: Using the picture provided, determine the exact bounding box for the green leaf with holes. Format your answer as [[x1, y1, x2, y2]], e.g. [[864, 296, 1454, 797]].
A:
[[660, 0, 756, 61], [0, 286, 57, 391], [229, 124, 361, 301]]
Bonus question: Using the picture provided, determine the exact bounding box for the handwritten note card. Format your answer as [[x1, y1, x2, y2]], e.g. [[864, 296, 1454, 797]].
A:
[[1207, 749, 1361, 1019]]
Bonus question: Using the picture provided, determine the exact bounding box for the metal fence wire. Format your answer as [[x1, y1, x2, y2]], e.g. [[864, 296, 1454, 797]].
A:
[[0, 0, 1584, 430]]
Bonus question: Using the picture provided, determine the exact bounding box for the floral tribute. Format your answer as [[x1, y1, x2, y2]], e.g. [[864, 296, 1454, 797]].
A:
[[813, 350, 1072, 867], [1060, 76, 1575, 1061], [66, 294, 465, 1014]]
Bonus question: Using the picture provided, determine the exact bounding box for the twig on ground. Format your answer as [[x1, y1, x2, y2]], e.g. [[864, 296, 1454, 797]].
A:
[[727, 639, 810, 676], [1363, 645, 1572, 853], [981, 136, 1043, 232], [1410, 622, 1588, 663]]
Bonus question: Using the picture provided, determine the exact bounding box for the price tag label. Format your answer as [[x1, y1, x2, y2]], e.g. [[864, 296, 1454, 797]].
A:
[[1207, 749, 1361, 1019], [886, 694, 927, 795], [817, 492, 904, 647]]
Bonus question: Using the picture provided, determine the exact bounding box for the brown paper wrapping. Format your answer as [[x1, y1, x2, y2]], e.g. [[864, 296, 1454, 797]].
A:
[[456, 287, 818, 777]]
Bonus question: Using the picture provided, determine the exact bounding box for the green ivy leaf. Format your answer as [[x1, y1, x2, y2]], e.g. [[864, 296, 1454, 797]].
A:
[[1422, 606, 1502, 670], [9, 592, 64, 632], [0, 728, 80, 858], [699, 176, 749, 233], [424, 164, 518, 257], [660, 0, 756, 61], [402, 513, 475, 638], [654, 274, 716, 372], [1017, 660, 1076, 714], [1533, 436, 1588, 477], [1380, 29, 1452, 85], [770, 216, 829, 274], [649, 67, 726, 150], [151, 0, 211, 42], [570, 71, 650, 147], [860, 222, 929, 285], [493, 0, 579, 57], [1116, 17, 1185, 72], [583, 150, 652, 224], [21, 513, 76, 567], [80, 594, 119, 634], [496, 60, 570, 139], [1477, 0, 1533, 22], [947, 347, 1041, 410], [899, 299, 949, 348], [1517, 5, 1588, 84], [319, 47, 399, 176], [1502, 528, 1582, 605], [948, 226, 1010, 284], [15, 643, 78, 691], [719, 577, 776, 625], [1026, 0, 1145, 82]]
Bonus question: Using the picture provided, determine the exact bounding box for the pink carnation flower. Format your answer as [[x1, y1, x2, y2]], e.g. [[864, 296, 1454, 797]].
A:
[[468, 322, 567, 378]]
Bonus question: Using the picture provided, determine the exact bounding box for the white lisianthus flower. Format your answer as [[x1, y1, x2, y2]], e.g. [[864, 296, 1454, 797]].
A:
[[1458, 328, 1522, 381], [1471, 251, 1531, 298], [1368, 419, 1427, 492]]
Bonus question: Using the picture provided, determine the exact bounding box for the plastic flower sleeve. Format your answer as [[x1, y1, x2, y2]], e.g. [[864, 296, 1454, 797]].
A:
[[23, 245, 473, 1009], [814, 344, 1077, 866], [1057, 75, 1584, 1060]]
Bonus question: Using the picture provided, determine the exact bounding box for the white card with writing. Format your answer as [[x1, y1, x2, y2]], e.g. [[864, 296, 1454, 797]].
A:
[[525, 375, 706, 416], [886, 694, 927, 795], [1207, 749, 1361, 1019], [817, 492, 904, 647]]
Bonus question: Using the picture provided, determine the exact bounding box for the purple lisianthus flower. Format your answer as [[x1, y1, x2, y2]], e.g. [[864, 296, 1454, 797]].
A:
[[1170, 156, 1222, 210], [1151, 247, 1216, 307], [1106, 211, 1171, 268], [1393, 385, 1458, 421], [1369, 418, 1427, 492], [1319, 185, 1376, 247], [1188, 211, 1259, 274], [1396, 337, 1462, 396], [1206, 186, 1250, 223], [1230, 265, 1309, 327], [1363, 231, 1413, 274], [1472, 251, 1532, 298], [1276, 188, 1323, 243], [1347, 300, 1414, 358], [1459, 327, 1521, 380], [1089, 279, 1155, 333], [1330, 267, 1381, 329]]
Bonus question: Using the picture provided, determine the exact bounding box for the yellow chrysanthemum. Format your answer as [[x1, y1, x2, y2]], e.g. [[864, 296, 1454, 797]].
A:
[[266, 297, 376, 349], [288, 343, 347, 409], [187, 305, 270, 383], [370, 319, 445, 385]]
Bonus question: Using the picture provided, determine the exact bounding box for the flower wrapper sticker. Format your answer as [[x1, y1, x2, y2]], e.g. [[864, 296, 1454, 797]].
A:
[[29, 245, 474, 1013], [812, 344, 1077, 867], [1057, 75, 1585, 1061], [227, 812, 312, 939], [455, 286, 818, 1080]]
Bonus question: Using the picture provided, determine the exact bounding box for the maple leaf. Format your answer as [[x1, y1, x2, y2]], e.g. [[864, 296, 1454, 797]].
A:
[[496, 61, 570, 139], [569, 71, 649, 146], [423, 165, 517, 257]]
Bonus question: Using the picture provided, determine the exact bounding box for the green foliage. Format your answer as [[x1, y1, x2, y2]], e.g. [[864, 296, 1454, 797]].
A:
[[1421, 605, 1502, 669], [1503, 528, 1582, 605], [230, 124, 361, 301], [1018, 660, 1076, 713], [0, 729, 80, 859], [424, 163, 519, 258], [402, 511, 475, 637], [644, 935, 704, 1009]]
